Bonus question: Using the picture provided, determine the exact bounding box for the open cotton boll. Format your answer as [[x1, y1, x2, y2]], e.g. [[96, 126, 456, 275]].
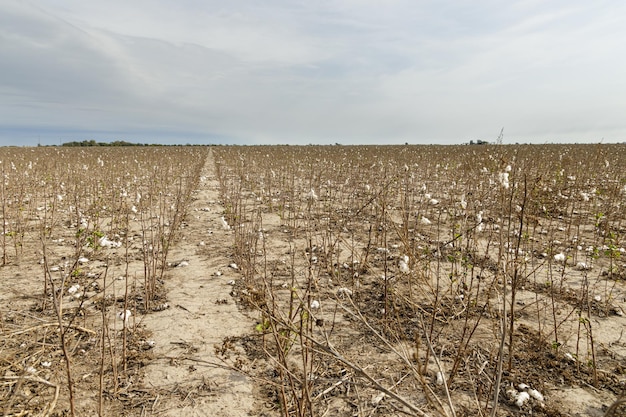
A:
[[515, 391, 530, 407], [306, 189, 318, 201], [67, 284, 80, 295], [420, 216, 432, 225], [554, 253, 566, 263], [429, 198, 439, 205], [310, 300, 320, 309], [528, 388, 544, 402], [399, 260, 410, 273], [117, 310, 132, 324], [576, 262, 591, 270], [99, 236, 122, 248], [435, 371, 444, 385], [498, 172, 510, 189], [220, 216, 231, 230]]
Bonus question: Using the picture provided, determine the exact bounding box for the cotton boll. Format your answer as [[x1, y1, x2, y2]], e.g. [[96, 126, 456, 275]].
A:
[[435, 371, 444, 385], [528, 388, 544, 402], [498, 172, 510, 189], [554, 253, 566, 263], [117, 310, 132, 325], [576, 262, 591, 270], [515, 391, 530, 407], [399, 259, 410, 274], [310, 300, 320, 309], [67, 284, 80, 295], [429, 198, 439, 205], [420, 216, 432, 225], [306, 189, 318, 201]]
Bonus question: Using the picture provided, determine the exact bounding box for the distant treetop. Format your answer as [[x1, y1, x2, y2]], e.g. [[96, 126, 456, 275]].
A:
[[61, 140, 149, 147]]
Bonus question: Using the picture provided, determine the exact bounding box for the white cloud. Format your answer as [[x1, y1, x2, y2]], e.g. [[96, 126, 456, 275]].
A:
[[1, 0, 626, 144]]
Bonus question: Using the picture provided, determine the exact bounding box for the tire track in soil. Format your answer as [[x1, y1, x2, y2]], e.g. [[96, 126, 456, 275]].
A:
[[140, 150, 254, 417]]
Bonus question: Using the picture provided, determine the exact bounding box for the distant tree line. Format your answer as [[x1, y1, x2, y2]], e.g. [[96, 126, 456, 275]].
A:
[[61, 140, 153, 147], [468, 139, 490, 145]]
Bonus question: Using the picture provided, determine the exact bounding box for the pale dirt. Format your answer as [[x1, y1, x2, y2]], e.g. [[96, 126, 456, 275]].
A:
[[139, 151, 255, 416]]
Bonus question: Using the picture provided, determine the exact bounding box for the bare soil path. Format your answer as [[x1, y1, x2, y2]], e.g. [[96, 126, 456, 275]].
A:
[[140, 150, 254, 416]]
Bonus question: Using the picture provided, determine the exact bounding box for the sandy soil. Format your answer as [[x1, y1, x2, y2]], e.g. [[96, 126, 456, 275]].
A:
[[138, 151, 255, 416]]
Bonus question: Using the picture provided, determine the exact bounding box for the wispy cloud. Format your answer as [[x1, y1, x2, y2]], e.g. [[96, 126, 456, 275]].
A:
[[1, 0, 625, 145]]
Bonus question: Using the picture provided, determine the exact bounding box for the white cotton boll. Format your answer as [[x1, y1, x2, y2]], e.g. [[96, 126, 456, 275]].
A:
[[518, 383, 529, 391], [420, 216, 432, 225], [476, 211, 483, 224], [528, 388, 544, 402], [220, 216, 231, 230], [435, 371, 444, 385], [68, 284, 80, 295], [505, 165, 512, 172], [593, 295, 601, 302], [306, 189, 318, 201], [177, 261, 189, 267], [399, 256, 410, 274], [310, 300, 320, 309], [429, 198, 439, 205], [229, 263, 238, 269], [227, 280, 236, 285], [78, 257, 89, 264], [576, 262, 591, 270], [41, 361, 51, 368], [515, 391, 530, 407], [99, 236, 122, 248], [131, 205, 138, 213], [554, 253, 566, 263], [564, 352, 576, 362], [117, 310, 132, 324], [498, 172, 510, 189], [459, 199, 467, 210]]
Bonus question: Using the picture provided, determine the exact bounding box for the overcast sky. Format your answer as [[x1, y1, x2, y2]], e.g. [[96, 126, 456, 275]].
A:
[[1, 0, 625, 145]]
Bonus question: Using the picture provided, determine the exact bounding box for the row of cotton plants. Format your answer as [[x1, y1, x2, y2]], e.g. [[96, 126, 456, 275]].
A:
[[213, 144, 625, 417], [0, 146, 208, 416]]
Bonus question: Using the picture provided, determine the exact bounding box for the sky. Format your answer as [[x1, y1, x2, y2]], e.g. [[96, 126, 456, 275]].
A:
[[1, 0, 625, 146]]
